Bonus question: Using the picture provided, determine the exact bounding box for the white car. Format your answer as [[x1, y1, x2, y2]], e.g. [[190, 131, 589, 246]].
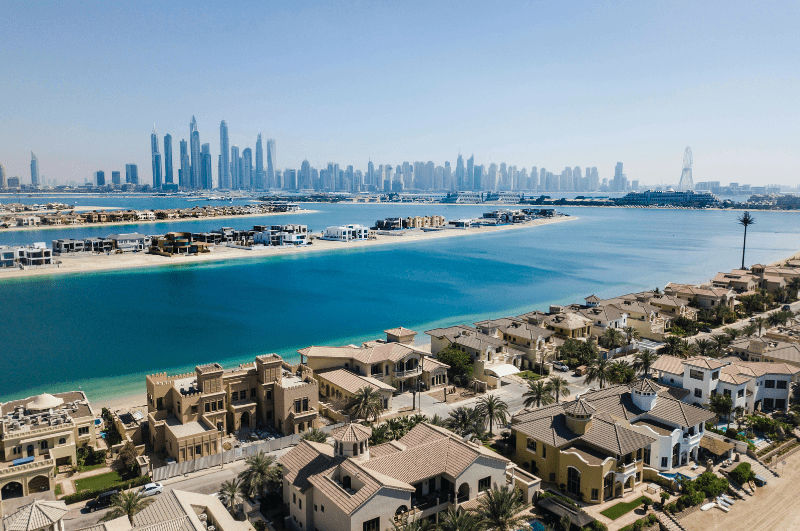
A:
[[140, 483, 164, 497]]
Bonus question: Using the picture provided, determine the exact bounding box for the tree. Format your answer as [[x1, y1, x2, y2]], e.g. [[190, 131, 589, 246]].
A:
[[475, 484, 528, 531], [437, 508, 482, 531], [369, 424, 391, 445], [633, 349, 658, 378], [663, 336, 684, 357], [446, 407, 484, 437], [723, 327, 741, 341], [694, 338, 711, 357], [742, 323, 757, 338], [218, 479, 243, 515], [559, 515, 572, 531], [99, 491, 154, 525], [608, 360, 635, 385], [523, 380, 555, 409], [428, 414, 448, 427], [437, 346, 474, 382], [737, 211, 755, 270], [392, 516, 431, 531], [710, 394, 734, 430], [476, 395, 509, 435], [265, 464, 284, 496], [238, 451, 275, 499], [754, 316, 765, 336], [347, 386, 384, 422], [788, 277, 800, 300], [584, 354, 612, 389], [712, 335, 729, 357], [623, 326, 640, 346], [558, 338, 580, 361], [300, 428, 328, 443], [117, 442, 139, 476], [545, 376, 571, 404], [600, 328, 624, 349]]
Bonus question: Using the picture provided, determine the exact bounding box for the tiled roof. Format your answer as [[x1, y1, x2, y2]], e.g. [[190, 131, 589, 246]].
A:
[[473, 317, 555, 341], [564, 399, 595, 416], [279, 440, 335, 492], [422, 356, 450, 370], [331, 423, 372, 442], [630, 379, 661, 394], [718, 372, 750, 385], [545, 313, 592, 330], [3, 500, 69, 531], [579, 306, 627, 323], [651, 355, 685, 375], [684, 357, 726, 370], [585, 295, 601, 303], [384, 327, 417, 337], [316, 368, 395, 394], [299, 342, 419, 365]]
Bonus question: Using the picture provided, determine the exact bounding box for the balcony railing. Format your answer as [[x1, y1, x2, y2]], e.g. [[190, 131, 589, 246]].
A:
[[616, 461, 637, 474], [394, 367, 421, 378], [0, 457, 55, 476]]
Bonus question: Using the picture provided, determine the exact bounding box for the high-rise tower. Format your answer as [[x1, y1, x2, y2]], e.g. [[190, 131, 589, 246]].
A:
[[266, 139, 276, 188], [678, 147, 693, 191], [30, 152, 39, 186], [164, 134, 173, 185], [201, 143, 212, 189], [151, 125, 162, 189], [455, 154, 464, 191], [466, 155, 475, 190], [255, 134, 264, 189], [0, 163, 5, 188], [190, 116, 201, 189], [219, 121, 230, 189], [230, 145, 240, 188], [242, 148, 253, 189]]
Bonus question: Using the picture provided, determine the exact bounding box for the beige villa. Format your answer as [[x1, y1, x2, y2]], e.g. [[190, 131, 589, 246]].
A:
[[146, 354, 319, 463], [0, 392, 97, 507], [664, 283, 735, 310]]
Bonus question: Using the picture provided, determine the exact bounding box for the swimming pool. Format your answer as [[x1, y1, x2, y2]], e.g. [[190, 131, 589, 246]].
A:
[[659, 472, 694, 481]]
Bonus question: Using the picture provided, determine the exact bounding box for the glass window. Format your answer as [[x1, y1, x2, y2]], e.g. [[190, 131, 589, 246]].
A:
[[295, 400, 302, 413], [232, 391, 239, 401], [765, 380, 775, 388], [363, 518, 380, 531], [644, 447, 651, 465], [712, 371, 719, 380], [661, 457, 668, 468], [591, 489, 599, 501], [738, 389, 745, 397], [777, 380, 787, 389], [251, 388, 257, 398], [567, 468, 581, 497], [195, 444, 201, 455], [478, 476, 491, 491], [694, 389, 702, 398], [689, 369, 704, 380]]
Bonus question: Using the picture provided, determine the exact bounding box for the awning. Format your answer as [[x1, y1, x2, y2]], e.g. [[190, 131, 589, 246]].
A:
[[484, 364, 521, 378], [536, 497, 595, 527], [699, 435, 734, 456]]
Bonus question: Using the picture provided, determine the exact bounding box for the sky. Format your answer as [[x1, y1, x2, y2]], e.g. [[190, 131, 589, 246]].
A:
[[1, 0, 799, 186]]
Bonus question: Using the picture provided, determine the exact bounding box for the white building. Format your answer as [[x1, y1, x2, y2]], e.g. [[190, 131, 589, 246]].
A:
[[108, 233, 150, 252], [253, 225, 308, 246], [321, 224, 371, 242], [652, 355, 799, 413]]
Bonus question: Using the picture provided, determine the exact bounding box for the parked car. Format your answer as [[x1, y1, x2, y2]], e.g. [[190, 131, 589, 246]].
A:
[[701, 327, 712, 333], [749, 317, 757, 322], [782, 305, 791, 311], [86, 490, 119, 511], [140, 483, 164, 497], [552, 361, 569, 372]]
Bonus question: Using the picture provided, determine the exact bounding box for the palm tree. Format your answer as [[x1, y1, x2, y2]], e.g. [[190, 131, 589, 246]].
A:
[[601, 328, 624, 349], [754, 316, 766, 336], [238, 451, 275, 499], [633, 349, 658, 378], [218, 478, 243, 515], [369, 424, 391, 445], [710, 394, 733, 430], [737, 211, 755, 270], [476, 395, 509, 435], [475, 484, 528, 531], [99, 491, 154, 526], [788, 277, 800, 299], [347, 386, 384, 422], [663, 336, 684, 357], [559, 515, 572, 531], [767, 312, 782, 328], [428, 414, 447, 427], [724, 327, 742, 341], [522, 380, 555, 409], [608, 360, 635, 385], [437, 508, 483, 531], [583, 354, 612, 389], [742, 323, 757, 338], [622, 326, 640, 346], [712, 335, 728, 357], [545, 376, 571, 404], [694, 338, 711, 357], [300, 427, 328, 443], [392, 516, 431, 531], [447, 407, 483, 437]]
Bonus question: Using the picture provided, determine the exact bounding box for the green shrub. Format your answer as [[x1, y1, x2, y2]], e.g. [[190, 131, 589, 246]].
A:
[[729, 462, 756, 485], [590, 522, 608, 531], [62, 475, 151, 505], [632, 520, 643, 531]]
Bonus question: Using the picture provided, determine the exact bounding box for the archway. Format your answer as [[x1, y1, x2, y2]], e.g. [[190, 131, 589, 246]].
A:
[[26, 444, 34, 457], [603, 473, 614, 500], [626, 476, 635, 490], [1, 482, 23, 500], [29, 475, 50, 493], [615, 481, 623, 498], [342, 475, 352, 490], [457, 482, 470, 502], [567, 467, 581, 497], [241, 412, 250, 429]]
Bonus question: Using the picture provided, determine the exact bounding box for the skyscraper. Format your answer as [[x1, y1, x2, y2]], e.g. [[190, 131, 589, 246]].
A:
[[112, 171, 121, 185], [455, 154, 464, 190], [466, 155, 474, 191], [242, 148, 253, 189], [190, 116, 201, 189], [266, 139, 276, 188], [95, 171, 105, 186], [300, 160, 311, 189], [444, 161, 452, 190], [179, 139, 190, 189], [255, 134, 264, 189], [0, 163, 5, 188], [125, 164, 139, 185], [201, 143, 212, 189], [150, 126, 162, 188], [164, 134, 173, 185], [219, 121, 230, 189], [30, 152, 39, 186], [230, 145, 240, 188]]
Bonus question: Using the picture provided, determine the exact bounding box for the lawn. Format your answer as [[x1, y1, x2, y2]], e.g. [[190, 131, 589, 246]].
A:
[[79, 462, 107, 473], [600, 496, 654, 520], [74, 471, 124, 493]]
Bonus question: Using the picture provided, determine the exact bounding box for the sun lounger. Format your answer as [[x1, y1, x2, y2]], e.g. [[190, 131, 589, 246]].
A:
[[716, 497, 732, 509], [716, 500, 730, 513], [721, 494, 735, 505]]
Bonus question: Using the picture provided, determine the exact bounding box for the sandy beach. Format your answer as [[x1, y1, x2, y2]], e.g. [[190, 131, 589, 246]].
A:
[[0, 216, 575, 281], [0, 208, 316, 233]]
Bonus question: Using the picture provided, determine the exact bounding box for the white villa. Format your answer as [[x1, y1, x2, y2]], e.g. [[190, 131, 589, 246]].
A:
[[322, 225, 372, 241]]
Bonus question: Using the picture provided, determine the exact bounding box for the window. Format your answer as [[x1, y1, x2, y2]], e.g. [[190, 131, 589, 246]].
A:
[[217, 399, 223, 410], [295, 400, 302, 413], [777, 380, 787, 389], [765, 380, 775, 388], [293, 493, 296, 504], [712, 371, 719, 380], [689, 369, 704, 380], [694, 388, 703, 398], [195, 445, 201, 455], [251, 388, 257, 398], [363, 518, 380, 531], [478, 476, 491, 492], [765, 398, 775, 409], [567, 467, 581, 497], [591, 488, 599, 501], [636, 448, 642, 461], [527, 439, 537, 452], [267, 411, 273, 420], [205, 403, 211, 413], [266, 390, 272, 400], [776, 399, 786, 410], [314, 505, 317, 512], [737, 388, 744, 398], [191, 405, 198, 414], [303, 397, 309, 412], [661, 457, 668, 468], [299, 499, 302, 510], [321, 506, 324, 513], [232, 391, 239, 401], [711, 389, 717, 396], [78, 426, 89, 436], [723, 389, 731, 397], [40, 440, 48, 450], [644, 447, 651, 465], [542, 445, 546, 458], [342, 475, 351, 489]]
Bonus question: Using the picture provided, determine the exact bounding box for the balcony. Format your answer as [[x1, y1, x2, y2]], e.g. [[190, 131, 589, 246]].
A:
[[393, 367, 421, 379], [683, 432, 703, 446], [616, 461, 637, 475], [0, 456, 55, 477]]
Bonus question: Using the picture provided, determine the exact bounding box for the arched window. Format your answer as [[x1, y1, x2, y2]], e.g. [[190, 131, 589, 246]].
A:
[[39, 440, 49, 450], [567, 467, 581, 497], [352, 443, 358, 455], [342, 475, 351, 490], [58, 438, 66, 445]]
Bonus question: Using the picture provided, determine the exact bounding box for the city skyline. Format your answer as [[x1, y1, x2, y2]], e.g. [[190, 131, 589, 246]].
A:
[[1, 2, 798, 185]]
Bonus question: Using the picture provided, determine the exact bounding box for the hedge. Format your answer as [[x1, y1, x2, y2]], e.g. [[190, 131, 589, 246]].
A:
[[63, 475, 151, 505]]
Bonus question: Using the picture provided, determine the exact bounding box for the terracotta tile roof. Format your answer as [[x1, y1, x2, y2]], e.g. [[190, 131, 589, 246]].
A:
[[545, 312, 592, 330], [299, 342, 419, 365], [279, 440, 335, 492], [684, 357, 727, 370], [579, 305, 627, 322], [316, 368, 395, 395], [422, 356, 450, 370], [3, 500, 69, 531], [718, 372, 750, 385], [384, 327, 417, 337], [630, 379, 661, 394], [564, 399, 596, 416], [473, 317, 555, 341], [331, 423, 372, 442], [651, 355, 685, 375]]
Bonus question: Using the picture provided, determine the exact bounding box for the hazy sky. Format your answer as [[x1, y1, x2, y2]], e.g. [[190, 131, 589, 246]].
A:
[[1, 1, 798, 186]]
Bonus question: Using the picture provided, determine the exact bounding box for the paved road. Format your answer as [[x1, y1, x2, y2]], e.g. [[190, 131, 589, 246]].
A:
[[689, 300, 800, 342]]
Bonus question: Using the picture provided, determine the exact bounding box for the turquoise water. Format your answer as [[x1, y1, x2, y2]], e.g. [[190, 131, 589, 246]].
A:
[[659, 472, 694, 481], [1, 202, 799, 403]]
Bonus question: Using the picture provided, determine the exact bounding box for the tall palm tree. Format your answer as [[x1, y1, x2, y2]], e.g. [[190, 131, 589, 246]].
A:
[[476, 395, 509, 435], [601, 328, 624, 349], [447, 406, 483, 437], [545, 376, 570, 404], [742, 323, 757, 338], [437, 508, 483, 531], [608, 360, 635, 385], [522, 380, 555, 409], [754, 316, 765, 336], [99, 491, 154, 526], [694, 338, 711, 357], [622, 326, 640, 346], [218, 478, 243, 515], [712, 335, 728, 357], [663, 336, 684, 357], [347, 386, 384, 422], [583, 354, 612, 389], [737, 211, 755, 270], [300, 427, 328, 443], [633, 349, 658, 378], [392, 516, 431, 531], [475, 484, 528, 531], [238, 451, 275, 499]]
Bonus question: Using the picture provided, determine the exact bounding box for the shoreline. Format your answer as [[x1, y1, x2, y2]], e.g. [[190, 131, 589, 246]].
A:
[[0, 216, 575, 281], [0, 208, 316, 233]]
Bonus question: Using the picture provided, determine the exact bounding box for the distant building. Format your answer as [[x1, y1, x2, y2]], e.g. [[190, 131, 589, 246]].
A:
[[219, 121, 230, 189], [322, 224, 371, 241], [253, 224, 308, 246], [7, 176, 20, 189], [111, 171, 121, 185], [125, 164, 139, 185], [0, 163, 5, 188], [151, 125, 162, 189], [614, 190, 718, 206], [95, 171, 105, 187], [30, 152, 39, 186], [164, 133, 174, 185], [266, 139, 276, 188], [190, 116, 201, 189]]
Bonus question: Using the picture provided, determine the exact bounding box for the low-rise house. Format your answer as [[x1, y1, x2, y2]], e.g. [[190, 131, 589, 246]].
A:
[[0, 392, 97, 501], [316, 368, 396, 410], [426, 325, 522, 386], [664, 283, 735, 310], [149, 232, 208, 256], [18, 244, 53, 269], [280, 422, 524, 531], [14, 216, 39, 227], [1, 499, 68, 529], [712, 271, 760, 293], [652, 354, 799, 412], [0, 245, 23, 268], [322, 224, 372, 241], [52, 239, 86, 254], [83, 237, 114, 253], [108, 233, 150, 252], [473, 317, 557, 369], [253, 225, 308, 246], [511, 382, 714, 503]]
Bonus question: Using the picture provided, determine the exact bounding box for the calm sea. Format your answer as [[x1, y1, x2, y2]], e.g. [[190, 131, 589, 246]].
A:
[[1, 197, 798, 403]]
